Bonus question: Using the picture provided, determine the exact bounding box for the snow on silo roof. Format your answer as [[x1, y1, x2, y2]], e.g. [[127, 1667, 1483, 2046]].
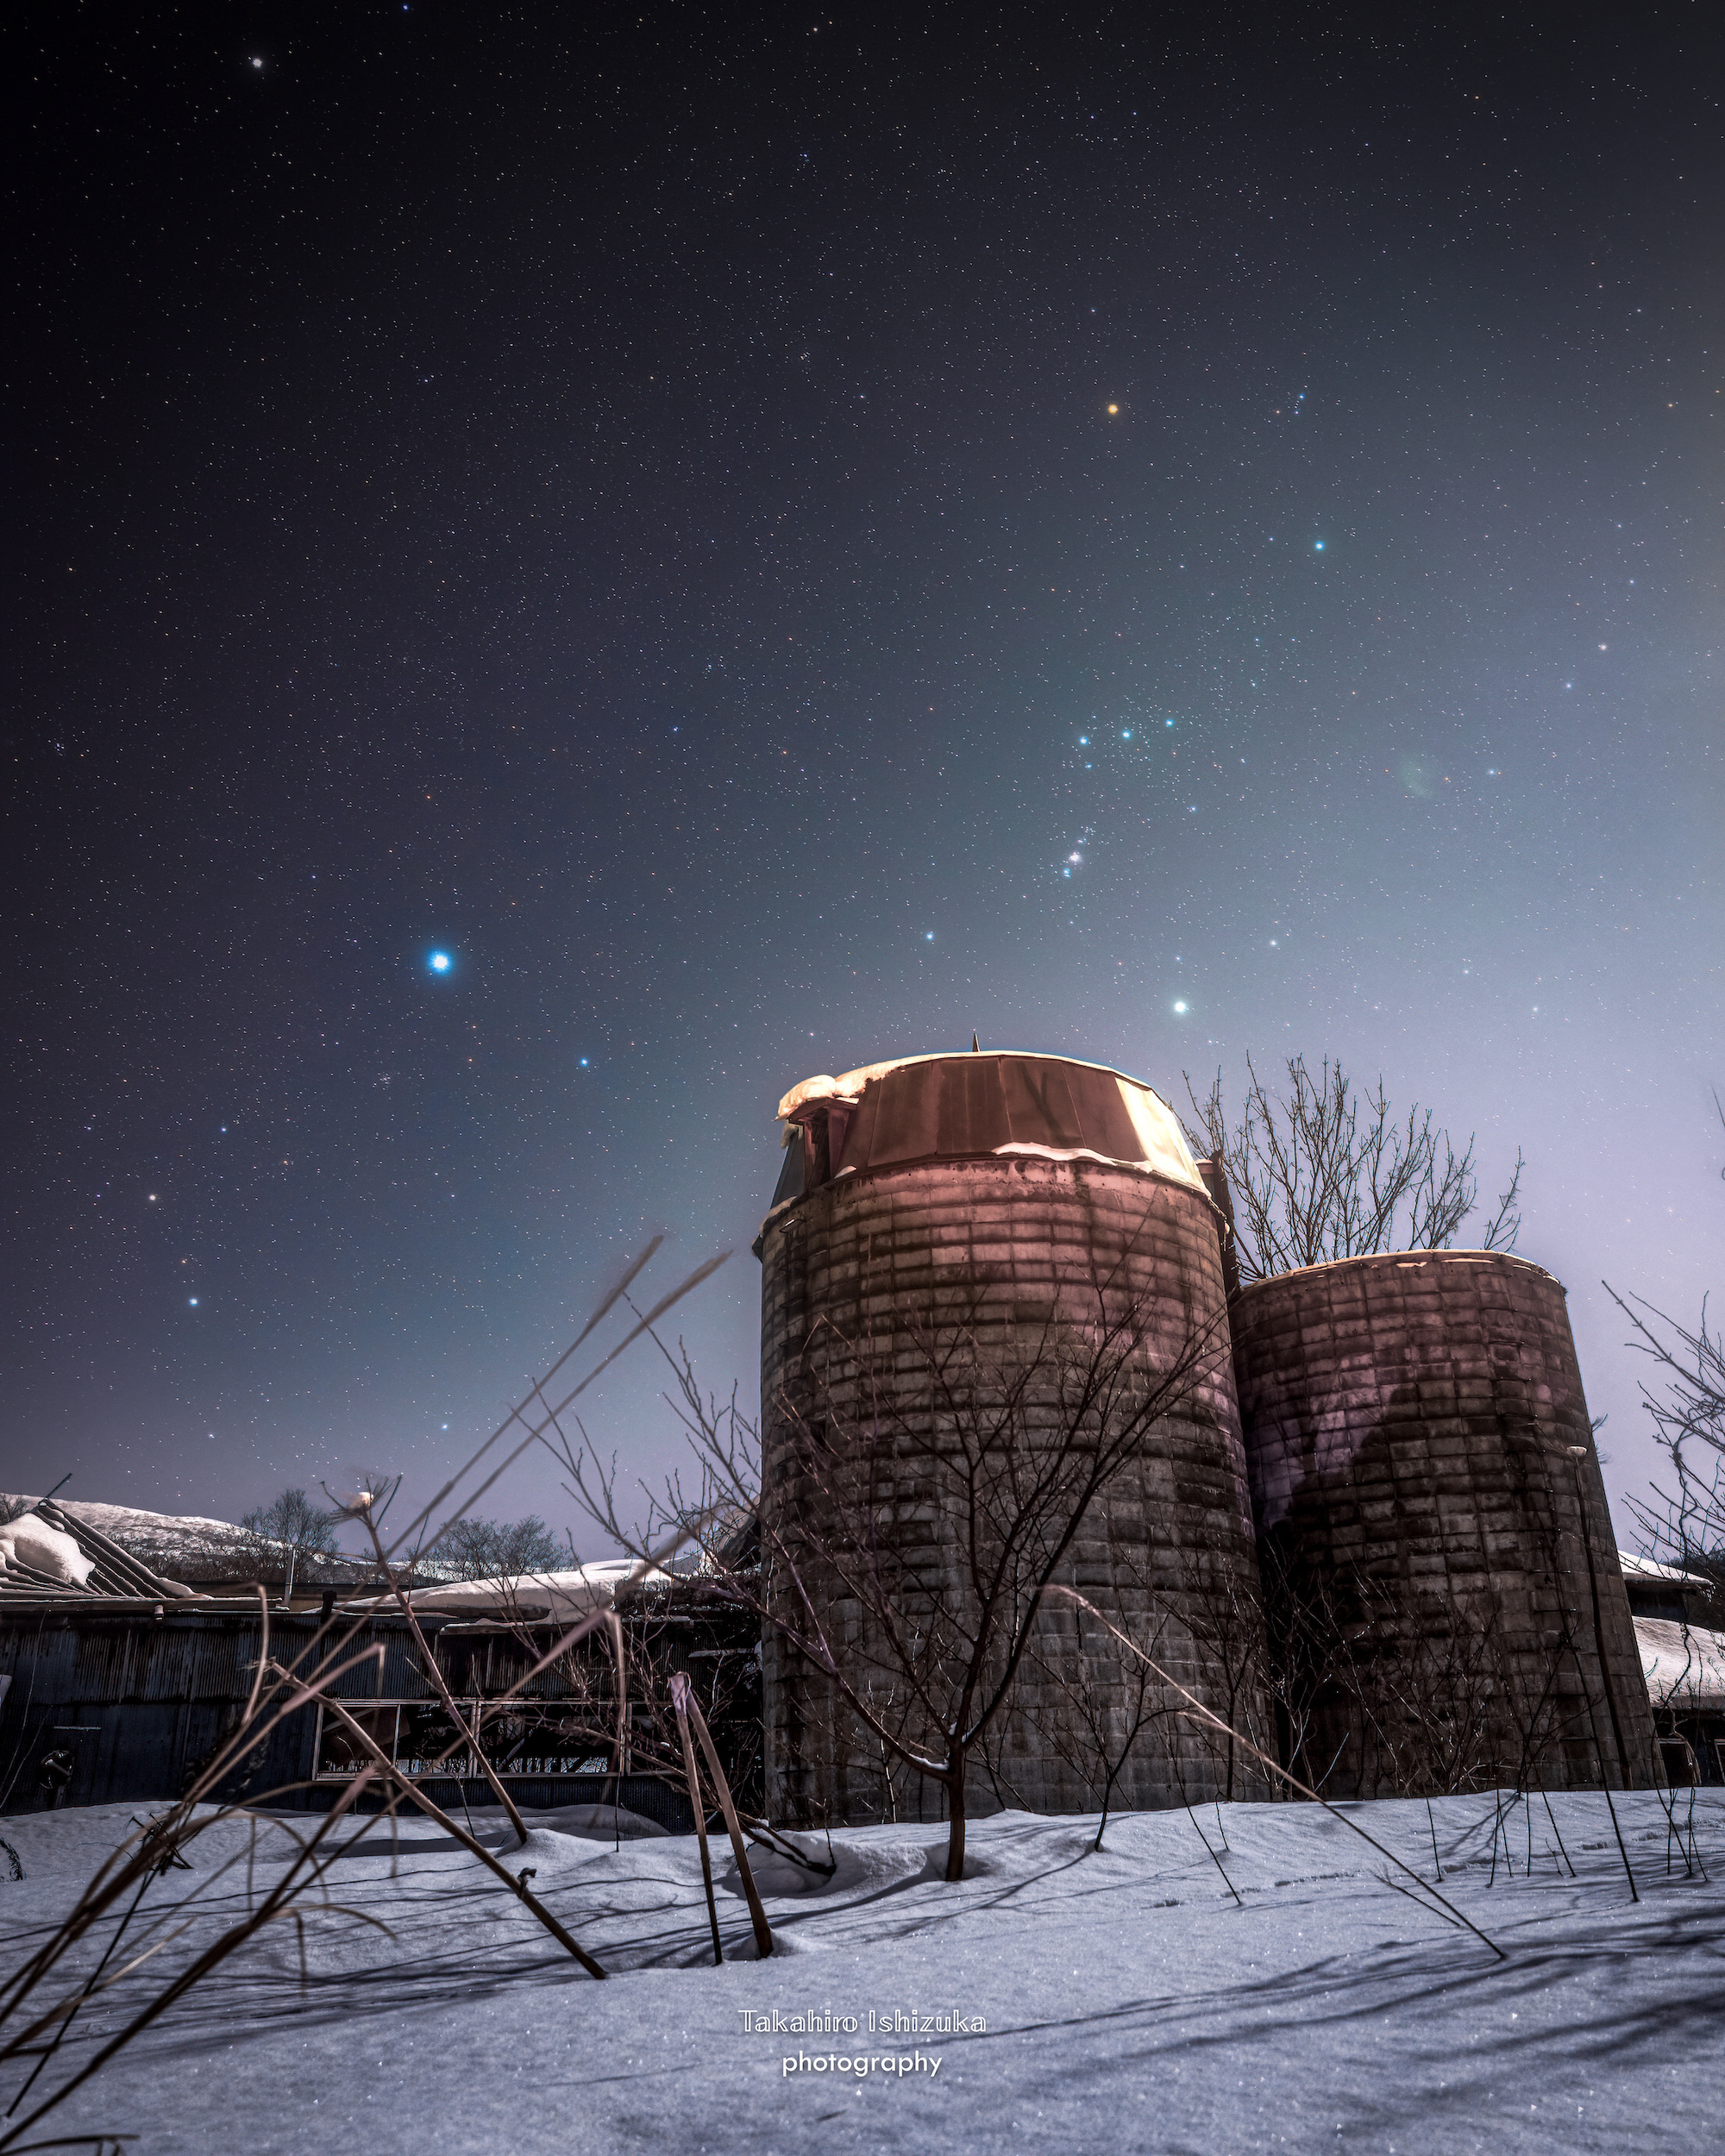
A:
[[775, 1049, 1203, 1192]]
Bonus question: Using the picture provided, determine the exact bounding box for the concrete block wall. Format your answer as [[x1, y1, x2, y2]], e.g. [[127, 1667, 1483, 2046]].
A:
[[758, 1155, 1269, 1826], [1230, 1249, 1653, 1796]]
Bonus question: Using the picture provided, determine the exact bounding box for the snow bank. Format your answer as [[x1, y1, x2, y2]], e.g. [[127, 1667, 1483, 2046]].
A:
[[464, 1801, 670, 1843], [2, 1792, 1719, 2154]]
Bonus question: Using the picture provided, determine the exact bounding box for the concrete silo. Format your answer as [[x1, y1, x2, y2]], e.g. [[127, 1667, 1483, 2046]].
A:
[[1229, 1248, 1653, 1796], [755, 1048, 1268, 1827]]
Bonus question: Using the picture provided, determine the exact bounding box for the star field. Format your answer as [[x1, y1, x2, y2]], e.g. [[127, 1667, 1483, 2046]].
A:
[[3, 3, 1722, 1532]]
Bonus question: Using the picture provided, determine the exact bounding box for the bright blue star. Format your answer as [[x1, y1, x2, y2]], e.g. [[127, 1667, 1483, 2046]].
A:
[[429, 950, 452, 974], [1314, 540, 1326, 552], [188, 1296, 199, 1307], [1172, 1001, 1188, 1015]]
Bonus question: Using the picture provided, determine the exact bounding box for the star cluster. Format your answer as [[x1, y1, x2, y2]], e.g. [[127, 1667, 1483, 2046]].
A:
[[4, 6, 1722, 1526]]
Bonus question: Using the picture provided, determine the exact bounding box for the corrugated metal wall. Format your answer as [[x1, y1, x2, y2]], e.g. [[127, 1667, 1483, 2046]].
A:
[[1, 1611, 322, 1812], [0, 1607, 752, 1827]]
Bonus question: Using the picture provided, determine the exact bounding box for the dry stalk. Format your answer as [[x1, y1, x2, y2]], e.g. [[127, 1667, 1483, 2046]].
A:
[[1186, 1805, 1242, 1906], [672, 1674, 772, 1959], [1043, 1584, 1504, 1961], [672, 1685, 724, 1963], [1, 1252, 728, 2143], [600, 1609, 627, 1838], [0, 1765, 387, 2152], [352, 1499, 530, 1845], [386, 1250, 731, 1572], [0, 1642, 386, 2037], [315, 1696, 605, 1977]]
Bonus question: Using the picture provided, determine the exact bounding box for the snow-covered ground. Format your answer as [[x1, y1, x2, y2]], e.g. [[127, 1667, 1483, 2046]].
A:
[[1, 1790, 1720, 2154]]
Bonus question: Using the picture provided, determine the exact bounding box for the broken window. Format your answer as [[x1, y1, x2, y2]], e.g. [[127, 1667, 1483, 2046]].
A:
[[477, 1706, 609, 1777], [1659, 1736, 1698, 1788], [314, 1701, 474, 1779], [315, 1703, 403, 1779]]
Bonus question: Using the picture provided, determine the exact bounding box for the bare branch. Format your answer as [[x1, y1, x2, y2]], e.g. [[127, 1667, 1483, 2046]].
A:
[[565, 1235, 1233, 1882], [1185, 1055, 1521, 1282]]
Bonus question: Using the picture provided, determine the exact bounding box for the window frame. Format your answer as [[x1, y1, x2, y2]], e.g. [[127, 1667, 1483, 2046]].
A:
[[311, 1698, 612, 1782]]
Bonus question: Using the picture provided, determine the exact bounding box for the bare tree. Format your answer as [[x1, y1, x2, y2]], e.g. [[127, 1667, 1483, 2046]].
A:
[[561, 1263, 1230, 1883], [240, 1489, 341, 1556], [436, 1512, 565, 1579], [1184, 1054, 1523, 1284], [237, 1487, 348, 1599], [1024, 1585, 1179, 1851], [1619, 1295, 1725, 1567], [1615, 1093, 1725, 1584]]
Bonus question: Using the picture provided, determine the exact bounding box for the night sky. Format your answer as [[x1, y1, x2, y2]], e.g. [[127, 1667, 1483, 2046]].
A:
[[6, 5, 1722, 1547]]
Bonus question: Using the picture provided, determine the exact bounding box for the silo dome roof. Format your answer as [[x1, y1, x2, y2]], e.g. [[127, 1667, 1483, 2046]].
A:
[[776, 1050, 1203, 1191]]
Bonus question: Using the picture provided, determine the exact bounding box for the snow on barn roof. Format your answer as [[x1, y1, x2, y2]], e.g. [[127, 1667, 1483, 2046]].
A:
[[353, 1559, 674, 1622], [0, 1496, 195, 1601], [23, 1497, 251, 1554], [1635, 1615, 1725, 1711], [1617, 1549, 1709, 1588]]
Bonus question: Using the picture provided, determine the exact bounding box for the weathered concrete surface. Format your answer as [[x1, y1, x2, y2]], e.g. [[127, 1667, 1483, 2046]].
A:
[[758, 1153, 1268, 1826], [1230, 1249, 1653, 1796]]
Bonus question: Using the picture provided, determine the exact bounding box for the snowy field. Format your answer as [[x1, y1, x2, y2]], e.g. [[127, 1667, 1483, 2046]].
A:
[[2, 1789, 1721, 2154]]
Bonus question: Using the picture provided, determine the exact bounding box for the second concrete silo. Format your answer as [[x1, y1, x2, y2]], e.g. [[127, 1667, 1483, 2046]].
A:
[[755, 1048, 1268, 1828], [1230, 1248, 1653, 1796]]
